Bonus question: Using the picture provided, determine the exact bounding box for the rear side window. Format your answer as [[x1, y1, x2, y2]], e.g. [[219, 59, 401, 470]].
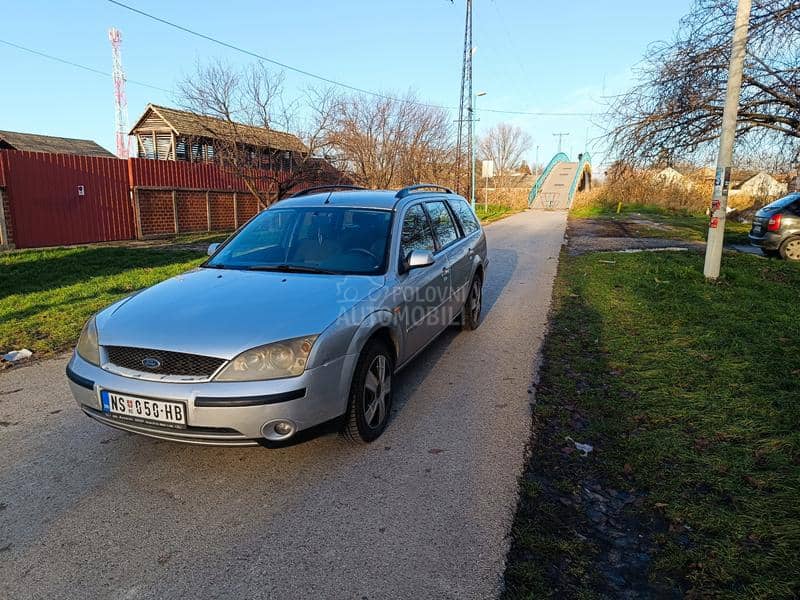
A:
[[425, 201, 460, 249], [450, 198, 480, 235], [400, 204, 436, 257]]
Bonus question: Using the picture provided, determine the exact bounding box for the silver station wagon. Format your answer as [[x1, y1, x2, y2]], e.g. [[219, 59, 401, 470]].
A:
[[66, 184, 488, 445]]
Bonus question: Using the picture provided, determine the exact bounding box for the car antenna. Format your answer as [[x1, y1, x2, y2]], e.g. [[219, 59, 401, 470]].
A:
[[324, 191, 333, 204]]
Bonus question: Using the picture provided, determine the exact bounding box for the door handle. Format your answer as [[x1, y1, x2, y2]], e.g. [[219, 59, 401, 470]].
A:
[[468, 247, 475, 256], [441, 266, 450, 278]]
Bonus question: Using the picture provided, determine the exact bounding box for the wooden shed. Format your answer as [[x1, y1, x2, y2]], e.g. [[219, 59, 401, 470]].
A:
[[129, 104, 307, 169]]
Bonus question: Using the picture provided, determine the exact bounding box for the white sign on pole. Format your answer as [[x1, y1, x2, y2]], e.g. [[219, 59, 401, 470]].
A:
[[481, 160, 494, 178]]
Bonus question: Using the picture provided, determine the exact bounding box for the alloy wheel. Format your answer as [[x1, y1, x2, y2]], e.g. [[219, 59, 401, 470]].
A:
[[363, 355, 390, 429], [469, 279, 482, 323]]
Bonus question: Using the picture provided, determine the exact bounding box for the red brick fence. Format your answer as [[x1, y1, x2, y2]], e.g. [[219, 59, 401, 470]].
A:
[[134, 188, 260, 237], [0, 150, 320, 249]]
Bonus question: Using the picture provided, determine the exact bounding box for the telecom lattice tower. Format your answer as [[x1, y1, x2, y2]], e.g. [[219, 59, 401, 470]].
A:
[[454, 0, 473, 196], [108, 27, 129, 159]]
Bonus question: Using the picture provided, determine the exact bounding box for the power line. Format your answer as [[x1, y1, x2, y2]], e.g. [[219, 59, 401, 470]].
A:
[[105, 0, 446, 109], [105, 0, 595, 117], [2, 5, 596, 119], [0, 38, 170, 92]]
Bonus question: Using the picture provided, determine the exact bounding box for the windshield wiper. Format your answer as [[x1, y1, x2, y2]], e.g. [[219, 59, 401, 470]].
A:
[[244, 264, 336, 274]]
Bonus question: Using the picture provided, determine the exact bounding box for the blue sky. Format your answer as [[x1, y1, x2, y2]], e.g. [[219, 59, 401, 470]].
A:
[[0, 0, 694, 171]]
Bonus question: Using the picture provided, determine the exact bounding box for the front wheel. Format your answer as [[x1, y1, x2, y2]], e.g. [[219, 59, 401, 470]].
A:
[[341, 340, 394, 444], [461, 274, 483, 331]]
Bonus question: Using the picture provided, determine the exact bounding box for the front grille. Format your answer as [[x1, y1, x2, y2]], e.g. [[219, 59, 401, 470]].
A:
[[104, 346, 225, 378]]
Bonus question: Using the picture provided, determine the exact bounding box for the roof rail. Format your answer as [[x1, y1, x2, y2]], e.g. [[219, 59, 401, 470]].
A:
[[395, 183, 455, 199], [289, 184, 366, 198]]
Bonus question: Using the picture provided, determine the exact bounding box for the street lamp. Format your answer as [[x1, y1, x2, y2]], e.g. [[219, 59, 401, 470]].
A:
[[471, 91, 487, 210]]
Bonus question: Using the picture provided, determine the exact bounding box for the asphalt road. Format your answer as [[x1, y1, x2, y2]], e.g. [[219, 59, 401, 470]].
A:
[[0, 209, 567, 600]]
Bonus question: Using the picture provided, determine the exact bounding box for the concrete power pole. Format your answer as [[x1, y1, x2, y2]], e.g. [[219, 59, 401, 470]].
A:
[[553, 132, 569, 154], [703, 0, 752, 279]]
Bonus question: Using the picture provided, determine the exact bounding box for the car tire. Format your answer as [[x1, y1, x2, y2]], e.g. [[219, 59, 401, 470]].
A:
[[341, 339, 394, 444], [761, 248, 780, 258], [461, 273, 483, 331], [779, 237, 800, 261]]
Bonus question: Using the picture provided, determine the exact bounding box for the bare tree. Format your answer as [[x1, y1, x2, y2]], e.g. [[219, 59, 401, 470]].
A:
[[479, 123, 533, 189], [177, 60, 343, 208], [324, 91, 455, 188], [606, 0, 800, 167]]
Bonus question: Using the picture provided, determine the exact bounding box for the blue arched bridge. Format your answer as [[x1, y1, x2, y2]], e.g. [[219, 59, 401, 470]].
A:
[[528, 152, 592, 209]]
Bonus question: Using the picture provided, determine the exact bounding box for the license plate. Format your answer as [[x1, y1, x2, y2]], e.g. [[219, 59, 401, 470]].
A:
[[101, 390, 186, 428]]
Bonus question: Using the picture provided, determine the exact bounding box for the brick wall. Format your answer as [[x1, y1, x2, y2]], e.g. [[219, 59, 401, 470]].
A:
[[176, 191, 208, 233], [136, 189, 269, 238], [209, 193, 236, 231], [237, 195, 260, 225], [138, 190, 175, 237]]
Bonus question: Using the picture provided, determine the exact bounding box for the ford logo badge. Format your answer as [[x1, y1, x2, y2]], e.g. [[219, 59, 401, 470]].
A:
[[141, 357, 161, 370]]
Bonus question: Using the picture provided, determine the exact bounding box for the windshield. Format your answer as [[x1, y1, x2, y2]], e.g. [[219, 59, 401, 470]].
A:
[[206, 206, 393, 275]]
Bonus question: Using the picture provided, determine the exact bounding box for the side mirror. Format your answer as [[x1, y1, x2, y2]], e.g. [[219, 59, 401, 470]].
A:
[[207, 243, 220, 256], [404, 249, 435, 272]]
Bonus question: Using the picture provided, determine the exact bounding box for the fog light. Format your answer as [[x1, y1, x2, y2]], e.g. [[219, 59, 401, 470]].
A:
[[274, 421, 292, 435], [261, 419, 296, 441]]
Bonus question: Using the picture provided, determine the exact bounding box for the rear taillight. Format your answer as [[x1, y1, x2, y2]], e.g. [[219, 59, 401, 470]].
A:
[[767, 214, 782, 232]]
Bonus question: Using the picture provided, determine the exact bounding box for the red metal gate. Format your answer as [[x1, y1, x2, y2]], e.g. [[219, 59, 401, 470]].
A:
[[0, 150, 134, 248]]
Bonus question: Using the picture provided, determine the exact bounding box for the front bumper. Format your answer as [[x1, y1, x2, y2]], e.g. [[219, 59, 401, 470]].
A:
[[748, 231, 782, 250], [66, 351, 356, 446]]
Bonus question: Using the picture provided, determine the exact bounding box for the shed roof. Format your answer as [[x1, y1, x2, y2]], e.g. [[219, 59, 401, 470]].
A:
[[732, 171, 780, 190], [0, 130, 115, 158], [130, 104, 307, 153]]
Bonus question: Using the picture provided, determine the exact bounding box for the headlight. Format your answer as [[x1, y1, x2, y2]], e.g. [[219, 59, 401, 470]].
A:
[[76, 316, 100, 366], [215, 335, 318, 382]]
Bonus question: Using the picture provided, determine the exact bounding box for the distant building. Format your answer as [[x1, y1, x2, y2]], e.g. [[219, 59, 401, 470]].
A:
[[730, 171, 787, 198], [129, 104, 307, 169], [0, 129, 115, 158], [653, 166, 689, 187]]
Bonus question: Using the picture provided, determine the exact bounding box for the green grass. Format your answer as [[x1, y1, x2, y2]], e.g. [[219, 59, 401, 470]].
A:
[[476, 203, 522, 223], [505, 251, 800, 598], [0, 246, 204, 356], [571, 204, 752, 245]]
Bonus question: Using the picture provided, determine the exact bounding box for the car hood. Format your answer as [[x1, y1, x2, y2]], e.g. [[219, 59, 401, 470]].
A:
[[97, 268, 385, 359]]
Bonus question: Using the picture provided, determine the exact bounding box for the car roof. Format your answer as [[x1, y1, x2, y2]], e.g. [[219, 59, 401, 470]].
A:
[[276, 189, 465, 211]]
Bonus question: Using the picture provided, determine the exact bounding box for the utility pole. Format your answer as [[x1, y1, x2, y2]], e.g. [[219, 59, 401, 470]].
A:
[[535, 145, 540, 178], [454, 0, 473, 199], [471, 91, 486, 210], [703, 0, 752, 280], [553, 132, 569, 154]]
